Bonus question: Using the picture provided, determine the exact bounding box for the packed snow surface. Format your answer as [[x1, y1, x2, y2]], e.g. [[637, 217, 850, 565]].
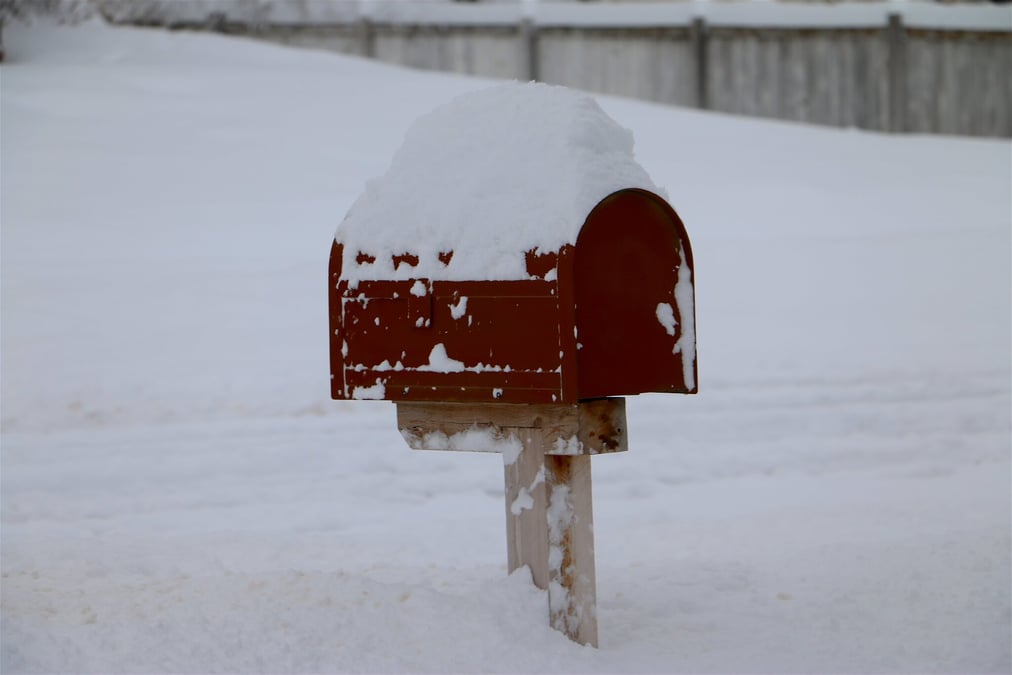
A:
[[336, 82, 658, 283], [2, 20, 1010, 675]]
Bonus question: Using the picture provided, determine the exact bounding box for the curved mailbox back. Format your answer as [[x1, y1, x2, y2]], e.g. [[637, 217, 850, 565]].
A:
[[329, 189, 695, 404]]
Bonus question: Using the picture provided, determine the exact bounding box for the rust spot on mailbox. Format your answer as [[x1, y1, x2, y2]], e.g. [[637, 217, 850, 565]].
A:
[[329, 188, 696, 404]]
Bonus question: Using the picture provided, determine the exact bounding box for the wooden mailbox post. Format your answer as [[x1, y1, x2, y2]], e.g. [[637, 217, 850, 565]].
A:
[[329, 187, 696, 647]]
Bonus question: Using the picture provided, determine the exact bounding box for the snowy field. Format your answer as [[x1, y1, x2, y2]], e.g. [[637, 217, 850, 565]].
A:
[[2, 20, 1010, 674]]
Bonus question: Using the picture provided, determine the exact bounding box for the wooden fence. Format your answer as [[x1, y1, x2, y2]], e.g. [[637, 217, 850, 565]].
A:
[[99, 1, 1012, 138]]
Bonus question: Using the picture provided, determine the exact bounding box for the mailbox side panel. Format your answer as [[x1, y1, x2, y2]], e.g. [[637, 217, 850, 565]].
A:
[[333, 274, 566, 403], [573, 189, 697, 399]]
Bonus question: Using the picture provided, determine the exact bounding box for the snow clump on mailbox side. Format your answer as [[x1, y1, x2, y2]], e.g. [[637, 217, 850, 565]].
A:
[[336, 82, 661, 284]]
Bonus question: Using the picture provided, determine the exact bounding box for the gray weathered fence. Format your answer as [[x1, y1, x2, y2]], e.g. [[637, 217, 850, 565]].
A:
[[98, 1, 1012, 138]]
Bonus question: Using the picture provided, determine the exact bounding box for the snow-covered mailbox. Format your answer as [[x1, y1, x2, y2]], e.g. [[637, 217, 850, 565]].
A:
[[329, 84, 696, 646]]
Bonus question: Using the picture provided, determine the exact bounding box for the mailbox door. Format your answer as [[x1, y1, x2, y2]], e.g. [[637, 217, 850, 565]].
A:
[[573, 189, 697, 399]]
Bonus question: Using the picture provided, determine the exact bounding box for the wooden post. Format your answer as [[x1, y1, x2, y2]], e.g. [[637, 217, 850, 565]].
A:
[[397, 399, 624, 647], [545, 454, 598, 646], [502, 438, 599, 646], [520, 17, 539, 82], [360, 16, 376, 59], [504, 429, 549, 589], [691, 16, 709, 110], [887, 13, 907, 134]]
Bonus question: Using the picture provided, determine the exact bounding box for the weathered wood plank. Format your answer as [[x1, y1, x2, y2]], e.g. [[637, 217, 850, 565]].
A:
[[504, 431, 549, 589], [396, 399, 627, 455], [398, 400, 579, 431]]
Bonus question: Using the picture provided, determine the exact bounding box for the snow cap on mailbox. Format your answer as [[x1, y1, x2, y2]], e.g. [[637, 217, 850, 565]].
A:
[[330, 82, 696, 404]]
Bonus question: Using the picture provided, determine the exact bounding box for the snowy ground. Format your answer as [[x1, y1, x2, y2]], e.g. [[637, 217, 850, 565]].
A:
[[2, 21, 1010, 674]]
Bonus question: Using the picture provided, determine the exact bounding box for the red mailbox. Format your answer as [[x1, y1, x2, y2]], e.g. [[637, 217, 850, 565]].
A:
[[329, 187, 696, 404], [327, 83, 699, 647]]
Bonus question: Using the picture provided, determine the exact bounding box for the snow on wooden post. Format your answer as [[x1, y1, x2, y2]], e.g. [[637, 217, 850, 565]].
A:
[[329, 83, 696, 646], [396, 399, 625, 646], [544, 453, 597, 645]]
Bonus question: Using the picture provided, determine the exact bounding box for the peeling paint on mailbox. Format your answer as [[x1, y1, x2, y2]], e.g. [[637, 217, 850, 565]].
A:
[[329, 188, 696, 404]]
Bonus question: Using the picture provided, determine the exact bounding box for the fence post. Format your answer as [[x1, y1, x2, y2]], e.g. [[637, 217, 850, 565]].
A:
[[360, 16, 375, 59], [521, 17, 539, 81], [692, 17, 709, 110], [887, 13, 907, 133]]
